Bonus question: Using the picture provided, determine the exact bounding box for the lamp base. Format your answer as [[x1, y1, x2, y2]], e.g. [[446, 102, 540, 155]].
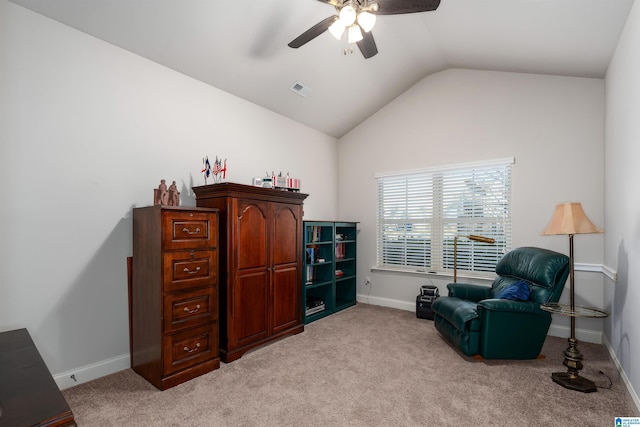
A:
[[551, 372, 597, 393]]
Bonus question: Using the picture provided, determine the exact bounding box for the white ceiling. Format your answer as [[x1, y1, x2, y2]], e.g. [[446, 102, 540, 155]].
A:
[[9, 0, 634, 138]]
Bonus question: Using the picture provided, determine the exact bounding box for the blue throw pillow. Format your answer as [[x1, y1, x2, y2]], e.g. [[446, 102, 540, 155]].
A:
[[494, 280, 530, 301]]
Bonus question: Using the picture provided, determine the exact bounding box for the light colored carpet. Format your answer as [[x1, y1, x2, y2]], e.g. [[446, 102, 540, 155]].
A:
[[63, 303, 637, 426]]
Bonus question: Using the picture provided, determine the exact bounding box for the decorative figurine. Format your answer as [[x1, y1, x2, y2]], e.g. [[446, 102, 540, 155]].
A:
[[168, 181, 180, 206], [154, 179, 168, 205], [154, 179, 180, 206]]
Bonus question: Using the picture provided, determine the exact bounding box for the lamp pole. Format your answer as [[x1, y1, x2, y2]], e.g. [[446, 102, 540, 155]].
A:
[[453, 236, 458, 283], [453, 235, 494, 283], [552, 233, 591, 390]]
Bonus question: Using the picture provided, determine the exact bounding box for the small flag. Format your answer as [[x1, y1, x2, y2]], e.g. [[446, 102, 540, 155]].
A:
[[201, 157, 211, 180], [221, 159, 227, 179]]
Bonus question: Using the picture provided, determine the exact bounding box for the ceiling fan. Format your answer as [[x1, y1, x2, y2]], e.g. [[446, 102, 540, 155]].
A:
[[288, 0, 441, 59]]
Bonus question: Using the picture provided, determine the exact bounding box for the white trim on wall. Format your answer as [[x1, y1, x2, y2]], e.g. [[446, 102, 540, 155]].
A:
[[53, 353, 130, 390], [601, 265, 618, 282], [603, 335, 640, 415], [575, 262, 617, 281], [371, 263, 612, 281]]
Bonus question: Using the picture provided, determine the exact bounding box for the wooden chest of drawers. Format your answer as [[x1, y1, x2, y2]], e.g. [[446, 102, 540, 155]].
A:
[[131, 206, 220, 390]]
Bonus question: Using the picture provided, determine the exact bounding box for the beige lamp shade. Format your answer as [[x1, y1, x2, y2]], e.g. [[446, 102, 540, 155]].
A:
[[541, 202, 603, 236]]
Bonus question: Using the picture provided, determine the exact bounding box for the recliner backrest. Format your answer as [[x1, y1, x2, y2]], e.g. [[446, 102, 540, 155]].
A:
[[491, 247, 570, 304]]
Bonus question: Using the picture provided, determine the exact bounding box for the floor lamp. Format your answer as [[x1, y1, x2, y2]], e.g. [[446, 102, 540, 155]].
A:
[[541, 202, 604, 392], [453, 234, 495, 283]]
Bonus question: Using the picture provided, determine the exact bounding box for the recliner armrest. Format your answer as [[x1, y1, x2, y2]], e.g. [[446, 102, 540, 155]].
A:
[[447, 282, 492, 302], [477, 299, 547, 315]]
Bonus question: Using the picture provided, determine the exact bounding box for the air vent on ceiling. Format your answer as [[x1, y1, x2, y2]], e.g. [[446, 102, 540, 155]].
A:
[[290, 81, 312, 97]]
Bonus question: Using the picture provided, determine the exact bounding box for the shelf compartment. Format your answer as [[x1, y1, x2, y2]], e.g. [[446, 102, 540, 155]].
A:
[[303, 221, 358, 324]]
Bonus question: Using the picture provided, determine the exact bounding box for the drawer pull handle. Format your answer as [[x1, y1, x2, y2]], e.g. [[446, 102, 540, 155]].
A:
[[182, 227, 201, 235], [183, 266, 201, 275], [183, 342, 201, 353], [183, 304, 201, 314]]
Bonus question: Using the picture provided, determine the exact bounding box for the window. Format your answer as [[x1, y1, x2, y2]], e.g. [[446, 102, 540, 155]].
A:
[[376, 158, 513, 278]]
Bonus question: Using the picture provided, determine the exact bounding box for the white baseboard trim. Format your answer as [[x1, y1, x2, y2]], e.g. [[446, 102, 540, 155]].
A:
[[357, 294, 415, 312], [547, 324, 603, 344], [358, 294, 604, 345], [53, 353, 130, 390], [603, 335, 640, 415]]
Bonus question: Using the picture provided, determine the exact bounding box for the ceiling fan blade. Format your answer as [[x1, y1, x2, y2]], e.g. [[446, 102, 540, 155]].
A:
[[316, 0, 340, 5], [375, 0, 440, 15], [356, 28, 378, 59], [288, 15, 339, 48]]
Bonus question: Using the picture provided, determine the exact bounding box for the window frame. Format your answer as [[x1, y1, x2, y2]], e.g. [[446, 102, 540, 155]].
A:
[[375, 158, 514, 279]]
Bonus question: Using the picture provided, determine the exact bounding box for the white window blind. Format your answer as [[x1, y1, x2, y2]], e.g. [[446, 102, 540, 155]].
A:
[[376, 158, 513, 278]]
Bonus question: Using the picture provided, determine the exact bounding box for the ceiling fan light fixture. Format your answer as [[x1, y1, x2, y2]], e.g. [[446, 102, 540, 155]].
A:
[[328, 20, 346, 40], [358, 11, 376, 32], [339, 5, 357, 26], [290, 0, 442, 59], [347, 24, 363, 43]]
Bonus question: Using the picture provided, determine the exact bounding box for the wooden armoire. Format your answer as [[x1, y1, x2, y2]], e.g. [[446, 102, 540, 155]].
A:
[[193, 182, 308, 362]]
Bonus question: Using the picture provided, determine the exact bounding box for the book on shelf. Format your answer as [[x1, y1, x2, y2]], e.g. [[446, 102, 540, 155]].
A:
[[309, 225, 322, 242], [335, 269, 344, 277], [306, 247, 315, 264], [306, 304, 325, 316], [306, 245, 320, 264], [305, 265, 315, 284], [335, 242, 345, 259], [306, 295, 324, 308]]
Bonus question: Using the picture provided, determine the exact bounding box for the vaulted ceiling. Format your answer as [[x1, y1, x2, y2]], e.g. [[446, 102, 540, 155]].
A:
[[9, 0, 634, 138]]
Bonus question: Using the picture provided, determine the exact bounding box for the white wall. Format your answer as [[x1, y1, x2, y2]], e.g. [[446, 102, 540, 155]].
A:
[[0, 1, 338, 387], [338, 69, 607, 343], [604, 0, 640, 409]]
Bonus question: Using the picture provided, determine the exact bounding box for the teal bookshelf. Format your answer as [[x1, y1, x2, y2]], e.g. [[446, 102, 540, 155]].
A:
[[303, 221, 357, 324]]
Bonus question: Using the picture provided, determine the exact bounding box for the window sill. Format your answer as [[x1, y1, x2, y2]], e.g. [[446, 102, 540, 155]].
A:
[[370, 266, 494, 283]]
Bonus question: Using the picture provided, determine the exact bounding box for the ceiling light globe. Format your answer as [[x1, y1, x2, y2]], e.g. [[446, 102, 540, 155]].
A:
[[347, 25, 363, 43], [358, 11, 376, 32], [339, 6, 357, 26], [328, 20, 346, 40]]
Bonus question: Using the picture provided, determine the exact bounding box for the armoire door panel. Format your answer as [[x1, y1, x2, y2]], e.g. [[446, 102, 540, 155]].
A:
[[272, 205, 300, 266], [272, 265, 300, 333], [236, 202, 268, 270], [234, 271, 269, 345]]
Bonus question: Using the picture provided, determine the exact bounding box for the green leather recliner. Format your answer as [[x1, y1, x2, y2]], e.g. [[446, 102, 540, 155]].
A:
[[431, 246, 570, 359]]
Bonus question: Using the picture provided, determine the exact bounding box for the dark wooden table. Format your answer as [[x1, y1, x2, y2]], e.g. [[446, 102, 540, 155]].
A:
[[0, 328, 76, 427]]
